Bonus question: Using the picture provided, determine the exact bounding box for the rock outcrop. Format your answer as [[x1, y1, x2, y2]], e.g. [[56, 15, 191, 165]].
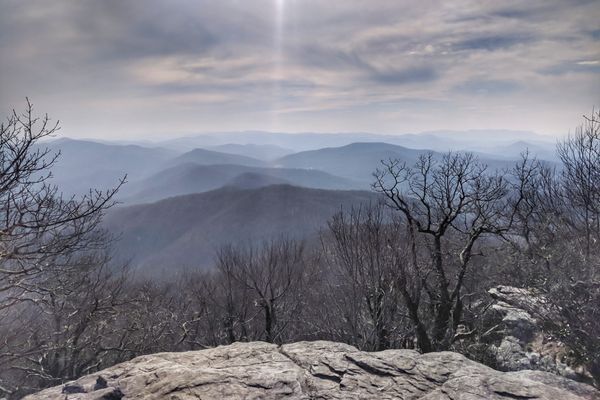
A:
[[487, 286, 589, 381], [24, 341, 599, 400]]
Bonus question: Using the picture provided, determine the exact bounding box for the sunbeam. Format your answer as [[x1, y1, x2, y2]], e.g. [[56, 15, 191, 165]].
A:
[[270, 0, 286, 130]]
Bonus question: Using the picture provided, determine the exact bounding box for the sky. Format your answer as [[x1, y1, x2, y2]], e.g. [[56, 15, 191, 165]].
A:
[[0, 0, 598, 139]]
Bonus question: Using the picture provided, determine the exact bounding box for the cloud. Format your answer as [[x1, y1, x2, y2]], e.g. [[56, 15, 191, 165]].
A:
[[590, 29, 600, 39], [452, 33, 535, 51], [540, 61, 600, 75], [0, 0, 598, 137], [369, 66, 439, 85], [453, 80, 521, 95]]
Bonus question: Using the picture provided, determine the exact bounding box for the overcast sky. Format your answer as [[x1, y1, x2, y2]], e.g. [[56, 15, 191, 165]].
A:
[[1, 0, 598, 139]]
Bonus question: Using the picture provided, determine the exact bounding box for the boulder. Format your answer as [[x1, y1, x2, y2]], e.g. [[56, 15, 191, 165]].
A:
[[489, 286, 539, 342], [24, 341, 599, 400], [487, 285, 584, 381]]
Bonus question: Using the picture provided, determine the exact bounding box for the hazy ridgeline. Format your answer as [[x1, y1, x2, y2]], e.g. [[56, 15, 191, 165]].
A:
[[0, 104, 598, 398]]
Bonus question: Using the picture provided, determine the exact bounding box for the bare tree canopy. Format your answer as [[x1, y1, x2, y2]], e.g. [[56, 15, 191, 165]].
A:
[[372, 152, 530, 351], [0, 100, 124, 311], [557, 109, 600, 256]]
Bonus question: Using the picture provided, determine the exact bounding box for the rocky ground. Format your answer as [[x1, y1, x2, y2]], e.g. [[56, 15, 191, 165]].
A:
[[25, 340, 599, 400]]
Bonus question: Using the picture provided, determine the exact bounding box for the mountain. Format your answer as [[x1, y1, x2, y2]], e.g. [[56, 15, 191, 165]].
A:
[[206, 143, 293, 161], [104, 185, 377, 274], [120, 163, 359, 203], [423, 130, 553, 145], [41, 138, 178, 196], [155, 131, 382, 152], [224, 172, 291, 189], [275, 142, 432, 183], [495, 141, 558, 161], [276, 142, 519, 184], [171, 148, 267, 167]]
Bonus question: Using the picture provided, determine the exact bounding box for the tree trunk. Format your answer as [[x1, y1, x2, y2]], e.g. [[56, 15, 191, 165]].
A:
[[431, 236, 451, 349], [264, 301, 275, 343]]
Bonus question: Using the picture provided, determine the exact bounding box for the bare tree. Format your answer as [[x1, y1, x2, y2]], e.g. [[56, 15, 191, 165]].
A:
[[0, 253, 133, 397], [321, 203, 409, 350], [217, 239, 307, 343], [176, 271, 226, 349], [373, 152, 521, 351], [0, 100, 124, 312], [0, 101, 125, 398], [508, 111, 600, 382], [557, 108, 600, 257], [207, 255, 253, 344]]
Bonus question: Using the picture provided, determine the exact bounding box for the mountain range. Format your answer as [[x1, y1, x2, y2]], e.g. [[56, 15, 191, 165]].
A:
[[120, 163, 359, 203], [153, 129, 555, 153], [39, 132, 560, 275]]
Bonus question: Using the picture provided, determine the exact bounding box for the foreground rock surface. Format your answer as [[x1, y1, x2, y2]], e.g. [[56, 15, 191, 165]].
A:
[[24, 341, 599, 400]]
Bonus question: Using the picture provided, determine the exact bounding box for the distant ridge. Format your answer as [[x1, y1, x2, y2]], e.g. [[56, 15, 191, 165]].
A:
[[275, 142, 434, 183], [120, 163, 360, 203], [206, 143, 293, 161], [42, 138, 177, 196], [153, 129, 554, 152], [105, 185, 378, 274], [172, 148, 267, 167]]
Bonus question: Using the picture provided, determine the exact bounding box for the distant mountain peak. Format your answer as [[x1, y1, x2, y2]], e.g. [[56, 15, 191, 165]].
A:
[[172, 148, 267, 167]]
